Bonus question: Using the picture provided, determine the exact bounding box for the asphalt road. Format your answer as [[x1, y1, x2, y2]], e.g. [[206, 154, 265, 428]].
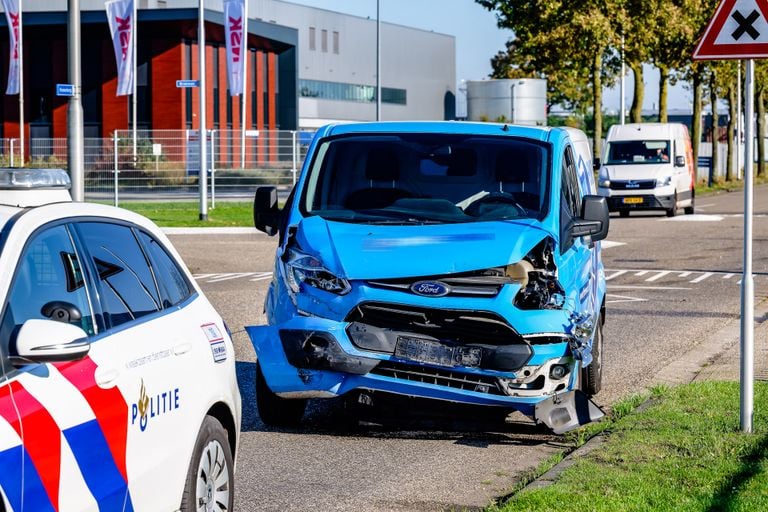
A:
[[168, 185, 768, 511]]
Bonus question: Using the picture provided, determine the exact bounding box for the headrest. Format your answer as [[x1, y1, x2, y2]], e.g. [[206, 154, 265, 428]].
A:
[[365, 147, 400, 181], [495, 147, 536, 183], [446, 148, 477, 176]]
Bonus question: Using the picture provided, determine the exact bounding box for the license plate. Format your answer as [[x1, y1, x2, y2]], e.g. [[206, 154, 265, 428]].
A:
[[394, 336, 482, 367], [622, 197, 644, 204]]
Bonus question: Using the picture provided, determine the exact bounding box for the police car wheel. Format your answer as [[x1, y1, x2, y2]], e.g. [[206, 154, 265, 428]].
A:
[[580, 317, 603, 397], [180, 416, 234, 512], [256, 362, 307, 427]]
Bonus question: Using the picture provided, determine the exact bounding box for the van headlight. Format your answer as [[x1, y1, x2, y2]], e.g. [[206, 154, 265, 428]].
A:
[[283, 248, 351, 295], [656, 175, 673, 187], [598, 169, 610, 188]]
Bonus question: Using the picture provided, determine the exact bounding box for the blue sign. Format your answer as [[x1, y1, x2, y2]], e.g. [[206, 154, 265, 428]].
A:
[[176, 80, 200, 88], [56, 84, 75, 97]]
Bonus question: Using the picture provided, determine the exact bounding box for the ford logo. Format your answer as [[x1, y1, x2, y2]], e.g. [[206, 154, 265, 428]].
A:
[[410, 281, 450, 297]]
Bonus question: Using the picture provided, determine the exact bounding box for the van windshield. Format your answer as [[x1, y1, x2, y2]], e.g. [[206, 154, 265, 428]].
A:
[[605, 140, 671, 165], [300, 133, 550, 225]]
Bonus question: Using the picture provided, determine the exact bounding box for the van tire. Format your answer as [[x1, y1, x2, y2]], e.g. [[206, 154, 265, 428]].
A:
[[180, 416, 234, 512], [665, 192, 678, 217], [256, 362, 307, 427], [580, 318, 603, 397], [684, 190, 695, 215]]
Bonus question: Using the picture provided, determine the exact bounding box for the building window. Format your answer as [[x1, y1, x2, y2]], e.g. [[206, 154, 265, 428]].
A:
[[309, 27, 316, 51], [333, 31, 339, 54], [321, 29, 327, 52], [298, 79, 406, 105]]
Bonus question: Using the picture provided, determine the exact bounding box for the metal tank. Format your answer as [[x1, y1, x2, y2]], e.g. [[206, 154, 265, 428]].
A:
[[466, 78, 547, 126]]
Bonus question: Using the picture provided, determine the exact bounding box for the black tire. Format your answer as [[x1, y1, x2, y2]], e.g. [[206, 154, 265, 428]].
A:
[[684, 190, 695, 215], [666, 192, 678, 217], [256, 362, 307, 427], [580, 317, 603, 397], [619, 210, 630, 218], [180, 416, 234, 512]]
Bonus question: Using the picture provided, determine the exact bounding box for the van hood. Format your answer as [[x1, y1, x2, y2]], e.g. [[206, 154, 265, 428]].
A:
[[292, 215, 553, 280], [602, 164, 672, 181]]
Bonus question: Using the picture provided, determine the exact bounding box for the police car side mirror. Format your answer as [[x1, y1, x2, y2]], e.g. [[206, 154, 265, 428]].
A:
[[674, 156, 686, 167], [254, 186, 281, 236], [571, 195, 609, 242], [11, 319, 90, 365]]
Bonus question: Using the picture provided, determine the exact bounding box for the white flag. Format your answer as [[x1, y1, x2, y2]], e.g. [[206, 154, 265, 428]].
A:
[[1, 0, 20, 95], [106, 0, 134, 96], [224, 0, 246, 96]]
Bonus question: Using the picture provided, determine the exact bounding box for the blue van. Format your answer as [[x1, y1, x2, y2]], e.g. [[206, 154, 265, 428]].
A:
[[247, 122, 609, 433]]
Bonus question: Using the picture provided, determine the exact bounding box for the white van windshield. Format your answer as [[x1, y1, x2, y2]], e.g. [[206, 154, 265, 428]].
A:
[[300, 133, 551, 225], [605, 140, 671, 165]]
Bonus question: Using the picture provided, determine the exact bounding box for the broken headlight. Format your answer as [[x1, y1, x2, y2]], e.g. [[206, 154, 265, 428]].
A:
[[510, 239, 565, 310], [283, 248, 351, 295]]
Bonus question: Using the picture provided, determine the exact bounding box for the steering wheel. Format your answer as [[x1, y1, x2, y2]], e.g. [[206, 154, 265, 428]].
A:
[[464, 191, 525, 217]]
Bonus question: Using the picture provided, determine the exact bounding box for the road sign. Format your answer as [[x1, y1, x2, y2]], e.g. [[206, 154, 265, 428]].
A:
[[56, 83, 75, 97], [693, 0, 768, 59], [176, 79, 200, 88]]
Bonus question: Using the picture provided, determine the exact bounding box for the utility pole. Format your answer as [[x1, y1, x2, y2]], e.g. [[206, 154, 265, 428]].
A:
[[67, 0, 84, 201], [198, 0, 208, 221]]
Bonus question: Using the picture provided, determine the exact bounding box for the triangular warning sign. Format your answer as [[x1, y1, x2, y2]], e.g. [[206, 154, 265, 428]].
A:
[[693, 0, 768, 59]]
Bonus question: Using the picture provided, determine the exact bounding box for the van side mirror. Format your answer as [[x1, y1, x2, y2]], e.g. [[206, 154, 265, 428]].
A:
[[253, 186, 280, 236], [572, 195, 609, 242], [592, 158, 601, 171], [674, 156, 685, 167]]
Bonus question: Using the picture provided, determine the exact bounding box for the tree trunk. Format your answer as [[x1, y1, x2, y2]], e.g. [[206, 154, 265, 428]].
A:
[[629, 61, 644, 123], [710, 77, 719, 186], [726, 83, 736, 181], [758, 86, 766, 178], [592, 51, 603, 159], [692, 69, 703, 183], [658, 66, 669, 123]]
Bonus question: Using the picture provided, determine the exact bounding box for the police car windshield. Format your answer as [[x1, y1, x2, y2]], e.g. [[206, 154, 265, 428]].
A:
[[605, 140, 671, 165], [301, 133, 550, 224]]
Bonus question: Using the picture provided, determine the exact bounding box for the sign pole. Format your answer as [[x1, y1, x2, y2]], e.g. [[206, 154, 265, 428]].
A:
[[198, 0, 208, 221], [67, 0, 84, 201], [740, 58, 755, 433]]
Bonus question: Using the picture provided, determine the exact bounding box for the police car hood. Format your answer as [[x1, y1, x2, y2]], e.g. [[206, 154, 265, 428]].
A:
[[603, 163, 673, 181], [293, 215, 552, 280]]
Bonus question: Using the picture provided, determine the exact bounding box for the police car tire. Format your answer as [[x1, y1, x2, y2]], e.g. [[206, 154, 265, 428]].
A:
[[580, 318, 603, 397], [256, 362, 307, 427], [180, 416, 234, 512]]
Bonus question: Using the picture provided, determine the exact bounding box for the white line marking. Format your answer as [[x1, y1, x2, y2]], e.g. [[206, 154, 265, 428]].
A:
[[193, 273, 218, 279], [606, 294, 648, 304], [679, 271, 692, 277], [723, 273, 734, 279], [608, 285, 692, 290], [250, 273, 274, 281], [646, 271, 671, 282], [635, 270, 649, 276], [207, 272, 257, 283], [690, 272, 713, 283], [660, 214, 724, 222], [606, 270, 628, 281]]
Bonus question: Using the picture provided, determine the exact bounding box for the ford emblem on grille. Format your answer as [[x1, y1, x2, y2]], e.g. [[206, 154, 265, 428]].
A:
[[410, 281, 451, 297]]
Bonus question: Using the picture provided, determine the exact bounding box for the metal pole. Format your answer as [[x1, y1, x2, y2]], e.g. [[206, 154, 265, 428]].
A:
[[620, 33, 625, 125], [291, 130, 297, 185], [375, 0, 380, 121], [18, 0, 23, 166], [67, 0, 84, 201], [737, 63, 742, 180], [740, 58, 755, 433], [198, 0, 208, 220], [9, 139, 14, 167], [240, 0, 248, 168], [113, 131, 119, 207], [132, 0, 137, 162], [210, 129, 215, 209]]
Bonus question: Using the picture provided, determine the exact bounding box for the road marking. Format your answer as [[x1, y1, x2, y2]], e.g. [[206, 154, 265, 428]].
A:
[[601, 240, 626, 249], [679, 271, 692, 277], [250, 272, 273, 281], [660, 214, 724, 222], [192, 273, 217, 279], [608, 285, 692, 290], [690, 272, 713, 283], [206, 272, 257, 283], [723, 273, 735, 279], [646, 271, 671, 282], [635, 270, 649, 276], [606, 270, 628, 281], [606, 293, 648, 304]]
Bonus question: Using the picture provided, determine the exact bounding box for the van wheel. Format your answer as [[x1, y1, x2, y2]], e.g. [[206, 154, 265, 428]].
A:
[[666, 192, 678, 217], [180, 416, 234, 512], [256, 362, 307, 427], [684, 191, 695, 215], [580, 318, 603, 397]]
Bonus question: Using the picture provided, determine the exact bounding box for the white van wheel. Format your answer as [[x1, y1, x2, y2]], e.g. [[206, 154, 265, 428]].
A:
[[684, 190, 695, 215], [665, 192, 678, 217]]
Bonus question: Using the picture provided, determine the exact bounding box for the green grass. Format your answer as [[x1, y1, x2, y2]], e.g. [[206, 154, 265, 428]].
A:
[[115, 201, 254, 227], [492, 381, 768, 512]]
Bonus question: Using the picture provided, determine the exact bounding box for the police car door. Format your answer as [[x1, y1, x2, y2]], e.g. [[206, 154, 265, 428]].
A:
[[0, 223, 133, 511]]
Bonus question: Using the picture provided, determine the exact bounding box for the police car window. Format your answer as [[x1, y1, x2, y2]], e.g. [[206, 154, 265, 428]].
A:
[[77, 222, 161, 328], [138, 231, 192, 307], [0, 225, 96, 345]]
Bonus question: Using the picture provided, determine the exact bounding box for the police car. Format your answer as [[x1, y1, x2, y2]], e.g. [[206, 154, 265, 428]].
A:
[[0, 169, 241, 511]]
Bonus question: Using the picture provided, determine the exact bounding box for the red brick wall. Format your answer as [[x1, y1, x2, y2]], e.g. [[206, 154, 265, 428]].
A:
[[151, 39, 183, 130]]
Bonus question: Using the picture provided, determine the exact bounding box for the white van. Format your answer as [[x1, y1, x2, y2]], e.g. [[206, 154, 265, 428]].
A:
[[597, 123, 695, 217]]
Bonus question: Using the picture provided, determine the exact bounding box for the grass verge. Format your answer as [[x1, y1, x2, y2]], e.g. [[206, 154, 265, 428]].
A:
[[115, 201, 254, 227], [491, 381, 768, 512]]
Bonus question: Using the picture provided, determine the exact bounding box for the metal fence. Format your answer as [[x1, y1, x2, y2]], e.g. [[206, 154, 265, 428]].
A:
[[0, 129, 316, 204]]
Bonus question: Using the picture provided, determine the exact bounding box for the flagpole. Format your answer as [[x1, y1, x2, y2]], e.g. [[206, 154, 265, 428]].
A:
[[198, 0, 208, 221], [132, 0, 137, 162], [18, 0, 23, 166], [240, 0, 247, 168]]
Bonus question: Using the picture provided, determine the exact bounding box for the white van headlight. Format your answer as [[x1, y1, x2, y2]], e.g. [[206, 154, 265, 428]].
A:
[[283, 248, 351, 295], [598, 169, 610, 188], [656, 175, 673, 187]]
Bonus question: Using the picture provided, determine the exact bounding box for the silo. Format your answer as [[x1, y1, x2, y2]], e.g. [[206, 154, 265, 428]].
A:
[[466, 78, 547, 125]]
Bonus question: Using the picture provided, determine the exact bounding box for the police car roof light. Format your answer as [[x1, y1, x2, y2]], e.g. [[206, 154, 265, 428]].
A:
[[0, 168, 71, 190]]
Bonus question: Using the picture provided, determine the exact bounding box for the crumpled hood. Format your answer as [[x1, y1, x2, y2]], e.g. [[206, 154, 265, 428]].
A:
[[292, 216, 552, 280], [603, 163, 673, 182]]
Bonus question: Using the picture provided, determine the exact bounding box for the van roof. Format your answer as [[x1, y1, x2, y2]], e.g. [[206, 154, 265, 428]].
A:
[[607, 122, 684, 141]]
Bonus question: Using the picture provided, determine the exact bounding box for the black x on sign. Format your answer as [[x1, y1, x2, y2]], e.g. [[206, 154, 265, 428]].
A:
[[693, 0, 768, 60]]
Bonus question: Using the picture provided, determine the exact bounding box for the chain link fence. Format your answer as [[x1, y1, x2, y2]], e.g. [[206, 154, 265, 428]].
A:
[[0, 129, 316, 204]]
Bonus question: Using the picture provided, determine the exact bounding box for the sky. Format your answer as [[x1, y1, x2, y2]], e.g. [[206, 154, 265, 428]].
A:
[[283, 0, 693, 114]]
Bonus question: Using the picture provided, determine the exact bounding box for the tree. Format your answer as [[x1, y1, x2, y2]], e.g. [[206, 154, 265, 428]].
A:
[[756, 61, 767, 178]]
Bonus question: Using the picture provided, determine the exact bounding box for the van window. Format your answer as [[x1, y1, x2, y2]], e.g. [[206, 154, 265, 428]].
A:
[[605, 140, 671, 164]]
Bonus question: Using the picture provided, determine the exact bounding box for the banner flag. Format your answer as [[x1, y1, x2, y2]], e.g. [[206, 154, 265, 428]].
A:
[[1, 0, 20, 95], [224, 0, 246, 96], [106, 0, 134, 96]]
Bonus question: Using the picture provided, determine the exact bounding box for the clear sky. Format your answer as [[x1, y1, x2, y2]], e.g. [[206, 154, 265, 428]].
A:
[[283, 0, 692, 114]]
